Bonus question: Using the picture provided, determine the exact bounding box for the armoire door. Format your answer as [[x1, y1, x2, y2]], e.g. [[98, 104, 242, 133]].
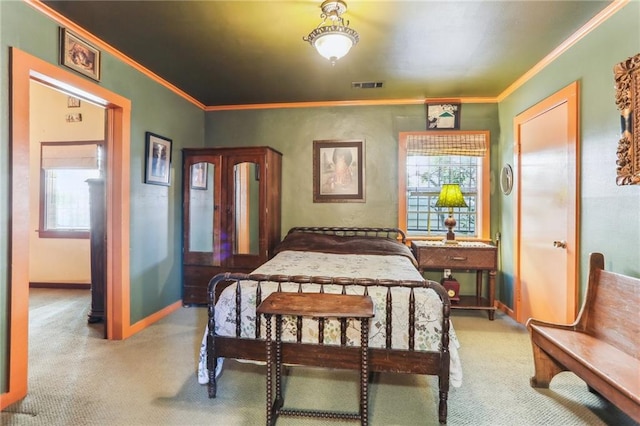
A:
[[225, 153, 264, 270], [182, 154, 222, 304]]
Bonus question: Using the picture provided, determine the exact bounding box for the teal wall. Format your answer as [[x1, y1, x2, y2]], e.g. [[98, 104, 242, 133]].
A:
[[203, 2, 640, 310], [497, 2, 640, 307], [204, 103, 500, 234], [204, 104, 500, 296], [0, 1, 205, 393], [1, 0, 638, 400]]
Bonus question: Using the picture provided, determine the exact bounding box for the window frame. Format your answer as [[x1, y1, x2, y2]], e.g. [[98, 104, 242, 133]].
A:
[[38, 141, 103, 239], [398, 130, 491, 241]]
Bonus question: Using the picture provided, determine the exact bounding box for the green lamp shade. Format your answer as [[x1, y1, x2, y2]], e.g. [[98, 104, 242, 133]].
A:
[[435, 184, 468, 208]]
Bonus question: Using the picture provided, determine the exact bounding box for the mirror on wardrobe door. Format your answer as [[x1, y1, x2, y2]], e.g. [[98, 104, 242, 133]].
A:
[[188, 161, 215, 254], [233, 162, 259, 255]]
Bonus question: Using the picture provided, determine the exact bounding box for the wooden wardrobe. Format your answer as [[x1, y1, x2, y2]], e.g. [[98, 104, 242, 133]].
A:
[[87, 178, 105, 325], [182, 146, 282, 305]]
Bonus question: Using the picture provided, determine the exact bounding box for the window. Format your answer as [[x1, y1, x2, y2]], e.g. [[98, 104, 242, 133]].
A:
[[39, 142, 102, 238], [398, 131, 490, 240]]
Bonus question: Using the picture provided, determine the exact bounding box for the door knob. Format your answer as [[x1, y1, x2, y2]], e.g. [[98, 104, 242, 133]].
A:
[[553, 240, 567, 248]]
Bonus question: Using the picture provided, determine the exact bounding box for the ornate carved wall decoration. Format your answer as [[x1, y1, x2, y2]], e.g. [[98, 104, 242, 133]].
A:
[[614, 53, 640, 185]]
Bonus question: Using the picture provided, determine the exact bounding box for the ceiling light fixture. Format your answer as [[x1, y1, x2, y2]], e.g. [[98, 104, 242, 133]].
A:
[[303, 0, 359, 66]]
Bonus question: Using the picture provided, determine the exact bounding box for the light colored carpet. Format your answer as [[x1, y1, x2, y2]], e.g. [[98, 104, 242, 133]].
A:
[[1, 288, 636, 425]]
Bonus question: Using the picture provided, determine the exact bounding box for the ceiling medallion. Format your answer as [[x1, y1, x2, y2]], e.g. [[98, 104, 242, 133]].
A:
[[303, 0, 359, 65]]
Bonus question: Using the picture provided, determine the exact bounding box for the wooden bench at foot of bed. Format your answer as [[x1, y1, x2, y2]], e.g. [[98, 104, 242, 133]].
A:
[[527, 253, 640, 423], [207, 273, 452, 424]]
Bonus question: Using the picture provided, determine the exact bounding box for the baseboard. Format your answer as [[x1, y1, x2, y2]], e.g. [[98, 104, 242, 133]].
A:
[[495, 300, 516, 320], [127, 299, 183, 337], [29, 282, 91, 289]]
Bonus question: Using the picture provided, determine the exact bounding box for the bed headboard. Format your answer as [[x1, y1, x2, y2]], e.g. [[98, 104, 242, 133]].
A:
[[287, 227, 407, 244]]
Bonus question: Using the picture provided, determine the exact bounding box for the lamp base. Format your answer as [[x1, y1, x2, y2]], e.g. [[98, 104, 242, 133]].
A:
[[443, 239, 460, 245], [444, 227, 457, 244], [443, 215, 459, 245]]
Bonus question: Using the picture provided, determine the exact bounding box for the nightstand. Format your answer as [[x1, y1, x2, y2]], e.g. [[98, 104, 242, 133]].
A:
[[411, 240, 497, 320]]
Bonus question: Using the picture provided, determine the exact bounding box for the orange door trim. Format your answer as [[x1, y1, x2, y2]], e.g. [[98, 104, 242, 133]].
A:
[[2, 48, 131, 409]]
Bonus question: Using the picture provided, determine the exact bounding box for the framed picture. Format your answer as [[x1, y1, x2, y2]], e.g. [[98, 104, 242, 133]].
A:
[[59, 27, 101, 81], [427, 103, 461, 130], [144, 132, 172, 186], [67, 96, 81, 108], [190, 162, 208, 190], [65, 113, 82, 123], [613, 52, 640, 185], [313, 139, 365, 203]]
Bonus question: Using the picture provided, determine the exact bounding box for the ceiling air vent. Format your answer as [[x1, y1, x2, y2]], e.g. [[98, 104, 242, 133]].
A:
[[352, 81, 384, 89]]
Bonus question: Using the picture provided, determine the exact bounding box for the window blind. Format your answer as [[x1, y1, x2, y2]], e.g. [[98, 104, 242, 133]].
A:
[[406, 133, 487, 157], [41, 143, 100, 169]]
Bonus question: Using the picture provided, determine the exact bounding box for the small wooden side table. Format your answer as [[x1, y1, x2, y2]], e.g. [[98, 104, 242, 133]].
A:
[[257, 292, 375, 426], [411, 240, 498, 320]]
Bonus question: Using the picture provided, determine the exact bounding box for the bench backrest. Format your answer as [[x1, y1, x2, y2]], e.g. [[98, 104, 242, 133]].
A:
[[578, 253, 640, 360]]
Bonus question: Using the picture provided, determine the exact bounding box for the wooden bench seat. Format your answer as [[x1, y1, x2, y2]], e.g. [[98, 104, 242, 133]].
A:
[[257, 292, 375, 426], [531, 327, 640, 400], [527, 253, 640, 423]]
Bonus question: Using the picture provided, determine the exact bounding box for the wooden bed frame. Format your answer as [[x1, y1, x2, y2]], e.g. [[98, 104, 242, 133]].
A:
[[206, 227, 452, 424]]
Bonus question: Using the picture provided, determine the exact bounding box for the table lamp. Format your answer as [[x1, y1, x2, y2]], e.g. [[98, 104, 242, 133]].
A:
[[435, 183, 468, 244]]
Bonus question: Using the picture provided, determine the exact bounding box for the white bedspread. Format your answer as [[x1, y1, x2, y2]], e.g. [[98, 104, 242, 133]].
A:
[[197, 250, 463, 387]]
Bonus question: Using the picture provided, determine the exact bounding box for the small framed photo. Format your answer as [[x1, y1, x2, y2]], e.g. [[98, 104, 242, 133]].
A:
[[59, 27, 101, 81], [313, 139, 365, 203], [190, 162, 208, 190], [67, 96, 81, 108], [65, 113, 82, 123], [427, 103, 461, 130], [144, 132, 172, 186]]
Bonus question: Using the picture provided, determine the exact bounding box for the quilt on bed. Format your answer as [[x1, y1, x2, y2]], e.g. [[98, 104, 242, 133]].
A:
[[197, 246, 463, 387]]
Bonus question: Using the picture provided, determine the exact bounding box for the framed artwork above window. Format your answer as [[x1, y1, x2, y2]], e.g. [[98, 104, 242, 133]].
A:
[[426, 103, 461, 130]]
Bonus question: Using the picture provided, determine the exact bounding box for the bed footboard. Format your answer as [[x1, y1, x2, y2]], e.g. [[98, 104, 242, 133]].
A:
[[206, 272, 451, 423]]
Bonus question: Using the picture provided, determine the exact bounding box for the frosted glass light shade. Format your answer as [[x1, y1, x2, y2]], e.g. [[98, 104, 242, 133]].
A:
[[303, 1, 359, 65], [313, 31, 356, 63]]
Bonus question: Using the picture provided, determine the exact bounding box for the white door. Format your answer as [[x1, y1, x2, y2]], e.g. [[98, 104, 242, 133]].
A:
[[515, 82, 579, 324]]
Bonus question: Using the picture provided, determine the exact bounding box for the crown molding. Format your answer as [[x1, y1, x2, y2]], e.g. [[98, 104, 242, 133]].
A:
[[25, 0, 206, 110], [496, 0, 629, 102], [25, 0, 628, 112]]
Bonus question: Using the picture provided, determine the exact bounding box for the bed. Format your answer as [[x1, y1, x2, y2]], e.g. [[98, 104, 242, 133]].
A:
[[197, 227, 461, 424]]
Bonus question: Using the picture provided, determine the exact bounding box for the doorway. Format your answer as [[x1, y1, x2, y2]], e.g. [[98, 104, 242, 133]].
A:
[[30, 83, 106, 335], [514, 81, 579, 325], [4, 48, 132, 409]]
